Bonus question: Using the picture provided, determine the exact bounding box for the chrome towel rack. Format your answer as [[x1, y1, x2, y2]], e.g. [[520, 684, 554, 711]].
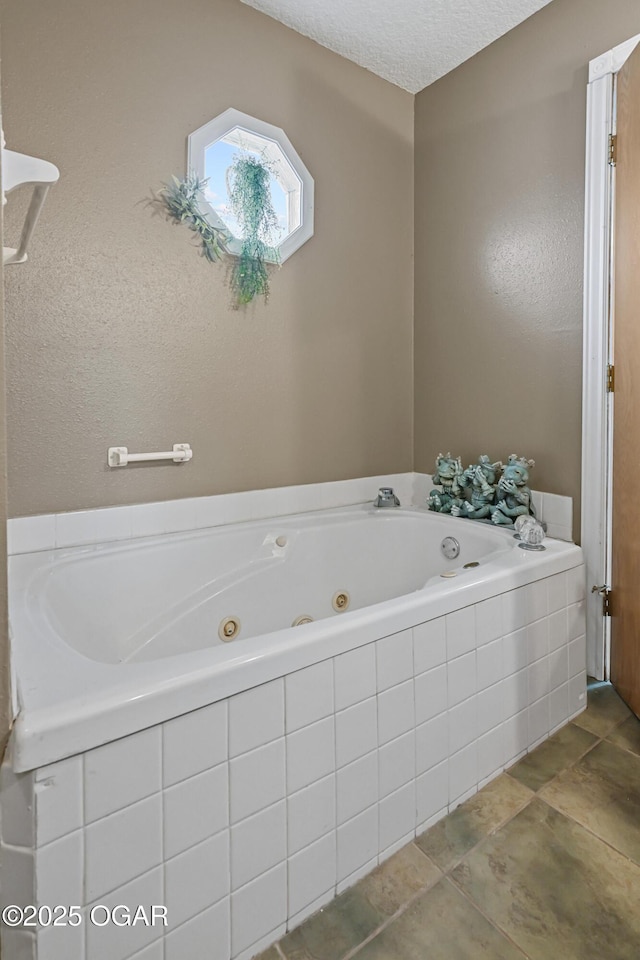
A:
[[108, 443, 192, 467]]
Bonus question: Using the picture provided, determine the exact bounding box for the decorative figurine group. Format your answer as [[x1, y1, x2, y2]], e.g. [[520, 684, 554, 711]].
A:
[[428, 453, 536, 527]]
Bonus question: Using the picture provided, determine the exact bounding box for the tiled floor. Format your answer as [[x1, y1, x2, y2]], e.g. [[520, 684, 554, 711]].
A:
[[258, 681, 640, 960]]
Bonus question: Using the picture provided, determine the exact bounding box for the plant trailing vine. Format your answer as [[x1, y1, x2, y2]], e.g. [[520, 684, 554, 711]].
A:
[[226, 153, 280, 306], [152, 153, 281, 309]]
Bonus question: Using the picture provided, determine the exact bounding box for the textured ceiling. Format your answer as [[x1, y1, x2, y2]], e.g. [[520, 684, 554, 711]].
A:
[[240, 0, 554, 93]]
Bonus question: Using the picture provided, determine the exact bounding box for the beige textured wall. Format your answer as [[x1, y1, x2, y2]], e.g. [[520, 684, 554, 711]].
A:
[[0, 0, 414, 517], [0, 45, 9, 754], [414, 0, 640, 538]]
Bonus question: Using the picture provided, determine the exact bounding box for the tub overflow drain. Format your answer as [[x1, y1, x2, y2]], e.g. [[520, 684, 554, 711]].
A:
[[332, 591, 350, 612], [463, 561, 480, 569], [441, 537, 460, 561], [219, 617, 240, 642], [292, 615, 314, 627]]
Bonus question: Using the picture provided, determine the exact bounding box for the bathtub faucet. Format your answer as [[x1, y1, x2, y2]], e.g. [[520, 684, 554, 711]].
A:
[[374, 487, 401, 508]]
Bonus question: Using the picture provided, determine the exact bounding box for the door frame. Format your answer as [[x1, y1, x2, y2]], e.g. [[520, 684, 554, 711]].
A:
[[582, 33, 640, 680]]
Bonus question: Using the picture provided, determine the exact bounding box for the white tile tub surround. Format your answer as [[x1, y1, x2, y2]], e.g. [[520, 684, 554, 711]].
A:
[[1, 570, 586, 960], [6, 472, 573, 554]]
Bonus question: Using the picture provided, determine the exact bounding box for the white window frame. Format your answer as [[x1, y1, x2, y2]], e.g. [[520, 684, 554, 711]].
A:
[[188, 108, 314, 264], [582, 34, 640, 680]]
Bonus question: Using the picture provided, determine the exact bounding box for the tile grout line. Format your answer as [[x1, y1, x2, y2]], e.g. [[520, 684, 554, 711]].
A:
[[444, 875, 533, 959]]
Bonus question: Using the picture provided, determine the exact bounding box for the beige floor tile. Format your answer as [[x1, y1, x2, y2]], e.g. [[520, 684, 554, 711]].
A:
[[572, 682, 631, 737], [606, 713, 640, 758], [539, 739, 640, 865], [351, 879, 525, 959], [451, 798, 640, 960], [416, 774, 532, 871], [507, 722, 597, 792], [279, 844, 440, 960]]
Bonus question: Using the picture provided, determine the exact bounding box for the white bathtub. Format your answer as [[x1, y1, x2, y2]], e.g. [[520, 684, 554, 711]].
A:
[[3, 499, 587, 960]]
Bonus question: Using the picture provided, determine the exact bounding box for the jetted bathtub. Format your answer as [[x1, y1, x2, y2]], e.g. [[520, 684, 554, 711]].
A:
[[3, 502, 587, 960]]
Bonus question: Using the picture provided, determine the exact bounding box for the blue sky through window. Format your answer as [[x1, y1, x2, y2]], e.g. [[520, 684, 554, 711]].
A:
[[203, 140, 287, 243]]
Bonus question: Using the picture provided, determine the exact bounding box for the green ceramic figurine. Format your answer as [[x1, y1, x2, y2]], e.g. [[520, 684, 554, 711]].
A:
[[489, 454, 536, 526], [451, 455, 502, 519], [428, 453, 463, 513]]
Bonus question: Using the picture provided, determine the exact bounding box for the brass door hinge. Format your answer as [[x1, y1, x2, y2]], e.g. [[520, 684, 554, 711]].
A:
[[592, 584, 612, 617], [609, 134, 617, 166], [607, 364, 615, 393]]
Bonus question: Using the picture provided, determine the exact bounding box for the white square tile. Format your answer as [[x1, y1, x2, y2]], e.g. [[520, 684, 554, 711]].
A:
[[549, 683, 570, 731], [543, 494, 573, 533], [547, 573, 567, 614], [231, 862, 287, 957], [37, 920, 84, 960], [286, 661, 333, 733], [548, 647, 569, 691], [86, 867, 164, 960], [288, 832, 336, 918], [231, 800, 286, 890], [36, 830, 82, 905], [337, 805, 378, 883], [448, 696, 477, 754], [287, 717, 335, 793], [93, 506, 133, 542], [477, 725, 504, 782], [230, 739, 285, 823], [477, 637, 502, 692], [163, 701, 227, 787], [376, 629, 414, 691], [528, 658, 549, 705], [0, 765, 34, 847], [7, 515, 56, 554], [414, 664, 447, 725], [288, 774, 336, 853], [548, 609, 569, 653], [0, 929, 36, 960], [55, 510, 97, 547], [449, 742, 477, 803], [529, 696, 549, 744], [288, 888, 335, 930], [525, 579, 548, 624], [35, 756, 82, 846], [569, 635, 586, 679], [378, 680, 414, 746], [379, 782, 415, 851], [334, 644, 377, 711], [165, 832, 230, 929], [502, 628, 528, 678], [416, 759, 448, 825], [378, 731, 415, 799], [413, 617, 447, 675], [229, 679, 284, 756], [445, 606, 476, 660], [165, 899, 230, 960], [416, 713, 449, 776], [162, 498, 198, 534], [567, 601, 586, 642], [569, 673, 587, 716], [475, 596, 502, 647], [335, 697, 378, 768], [527, 619, 548, 664], [447, 651, 476, 707], [337, 752, 378, 825], [567, 565, 586, 604], [130, 502, 171, 539], [502, 668, 528, 721], [85, 794, 162, 901], [504, 709, 529, 765], [477, 681, 504, 736], [0, 845, 34, 908], [164, 763, 228, 860], [85, 727, 161, 823], [502, 587, 527, 634]]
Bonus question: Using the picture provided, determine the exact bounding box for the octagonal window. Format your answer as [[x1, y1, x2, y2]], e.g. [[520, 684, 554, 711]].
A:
[[188, 109, 313, 263]]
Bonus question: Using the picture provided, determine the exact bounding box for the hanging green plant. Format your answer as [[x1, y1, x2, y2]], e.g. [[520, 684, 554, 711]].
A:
[[153, 174, 230, 263], [226, 153, 281, 306]]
